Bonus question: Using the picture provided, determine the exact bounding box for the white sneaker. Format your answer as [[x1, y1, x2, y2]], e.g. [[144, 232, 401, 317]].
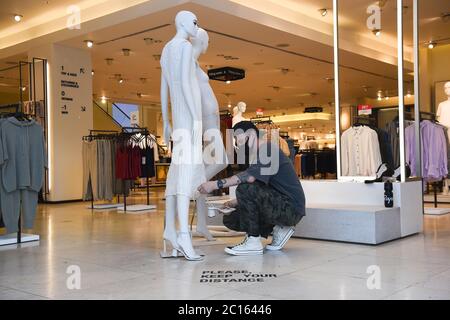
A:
[[224, 236, 264, 256], [266, 225, 295, 251]]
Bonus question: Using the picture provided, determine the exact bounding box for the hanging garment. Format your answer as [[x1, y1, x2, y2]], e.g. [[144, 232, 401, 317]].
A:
[[82, 140, 98, 201], [341, 126, 382, 176], [0, 118, 46, 233], [141, 146, 156, 178], [97, 140, 113, 201], [406, 120, 448, 181], [294, 154, 301, 176]]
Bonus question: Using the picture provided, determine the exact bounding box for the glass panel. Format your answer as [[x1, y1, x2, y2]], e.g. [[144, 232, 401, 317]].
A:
[[337, 0, 400, 179]]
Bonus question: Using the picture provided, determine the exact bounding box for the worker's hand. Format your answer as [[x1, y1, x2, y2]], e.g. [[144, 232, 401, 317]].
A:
[[197, 181, 217, 194], [224, 199, 238, 208]]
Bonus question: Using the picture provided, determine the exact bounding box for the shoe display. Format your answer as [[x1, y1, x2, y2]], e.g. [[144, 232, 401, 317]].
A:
[[364, 163, 394, 184], [392, 164, 411, 181], [224, 236, 264, 256], [266, 225, 295, 251]]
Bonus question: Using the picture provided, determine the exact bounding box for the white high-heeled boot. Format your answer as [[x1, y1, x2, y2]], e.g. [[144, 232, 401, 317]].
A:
[[176, 232, 204, 261]]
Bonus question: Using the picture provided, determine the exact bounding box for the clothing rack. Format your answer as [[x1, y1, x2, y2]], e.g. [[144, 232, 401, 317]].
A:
[[0, 111, 39, 246], [120, 127, 154, 211]]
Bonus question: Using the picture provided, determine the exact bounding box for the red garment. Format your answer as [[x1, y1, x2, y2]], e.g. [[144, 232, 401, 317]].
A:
[[115, 145, 142, 180]]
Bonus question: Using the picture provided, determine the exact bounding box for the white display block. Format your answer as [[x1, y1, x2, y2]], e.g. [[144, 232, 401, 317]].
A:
[[424, 208, 450, 215], [218, 181, 423, 244], [0, 233, 40, 246]]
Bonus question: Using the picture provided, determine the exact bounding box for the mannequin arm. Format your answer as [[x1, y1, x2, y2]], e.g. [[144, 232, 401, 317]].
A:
[[180, 42, 199, 121], [160, 73, 172, 144]]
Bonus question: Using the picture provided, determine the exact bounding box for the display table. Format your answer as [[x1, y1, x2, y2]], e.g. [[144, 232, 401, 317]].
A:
[[208, 179, 423, 245]]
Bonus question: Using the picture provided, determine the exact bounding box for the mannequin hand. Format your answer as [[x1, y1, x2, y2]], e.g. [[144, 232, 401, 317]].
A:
[[224, 199, 238, 208], [198, 181, 217, 194], [163, 123, 172, 145]]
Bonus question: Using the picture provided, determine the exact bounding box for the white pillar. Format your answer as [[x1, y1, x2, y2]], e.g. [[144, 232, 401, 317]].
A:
[[29, 43, 93, 201]]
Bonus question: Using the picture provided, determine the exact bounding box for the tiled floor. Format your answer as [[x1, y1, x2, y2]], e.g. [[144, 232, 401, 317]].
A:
[[0, 188, 449, 300]]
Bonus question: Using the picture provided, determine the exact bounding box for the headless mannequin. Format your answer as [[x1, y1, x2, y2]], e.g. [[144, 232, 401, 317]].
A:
[[437, 82, 450, 194], [160, 11, 204, 260], [232, 101, 248, 127], [191, 28, 228, 240]]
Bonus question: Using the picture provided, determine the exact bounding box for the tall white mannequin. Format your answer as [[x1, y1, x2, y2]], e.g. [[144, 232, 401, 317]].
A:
[[437, 82, 450, 195], [191, 28, 228, 240], [232, 101, 247, 127], [437, 82, 450, 140], [160, 10, 205, 261]]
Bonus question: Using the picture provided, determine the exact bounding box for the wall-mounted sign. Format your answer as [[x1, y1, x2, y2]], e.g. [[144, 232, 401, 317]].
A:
[[358, 104, 373, 115], [256, 108, 264, 117], [304, 107, 323, 113]]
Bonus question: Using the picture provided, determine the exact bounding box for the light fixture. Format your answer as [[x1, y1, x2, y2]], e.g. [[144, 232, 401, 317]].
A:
[[318, 8, 328, 17], [122, 48, 131, 56], [119, 78, 124, 84], [14, 14, 22, 22], [372, 29, 382, 37], [91, 70, 94, 76], [406, 91, 412, 98], [428, 41, 436, 49], [377, 96, 382, 101], [228, 104, 231, 108], [105, 58, 114, 66], [140, 78, 147, 84], [226, 80, 231, 84], [385, 96, 389, 100], [101, 96, 107, 104], [85, 40, 94, 48], [21, 86, 26, 92]]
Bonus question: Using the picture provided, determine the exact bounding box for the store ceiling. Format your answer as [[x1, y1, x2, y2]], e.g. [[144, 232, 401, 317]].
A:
[[1, 0, 449, 123]]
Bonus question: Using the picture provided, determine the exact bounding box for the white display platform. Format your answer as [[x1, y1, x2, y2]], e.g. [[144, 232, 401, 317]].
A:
[[0, 233, 40, 246], [117, 204, 157, 213], [87, 203, 123, 210], [211, 180, 423, 245], [424, 208, 450, 215]]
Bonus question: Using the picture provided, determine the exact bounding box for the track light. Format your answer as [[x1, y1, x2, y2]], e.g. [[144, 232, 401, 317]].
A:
[[318, 8, 328, 17], [119, 78, 124, 84], [428, 41, 436, 49], [14, 14, 22, 22], [85, 40, 94, 48], [91, 70, 94, 76]]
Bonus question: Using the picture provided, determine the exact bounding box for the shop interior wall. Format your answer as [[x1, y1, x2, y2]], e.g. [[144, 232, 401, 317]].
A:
[[93, 104, 121, 131]]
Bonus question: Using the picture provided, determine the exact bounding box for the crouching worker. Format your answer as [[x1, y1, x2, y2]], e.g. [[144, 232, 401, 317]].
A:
[[197, 121, 306, 256]]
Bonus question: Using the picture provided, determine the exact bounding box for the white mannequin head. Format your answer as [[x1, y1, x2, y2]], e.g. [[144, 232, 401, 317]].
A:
[[175, 11, 199, 38], [191, 28, 209, 60], [232, 106, 239, 116], [445, 81, 450, 98], [237, 101, 246, 113]]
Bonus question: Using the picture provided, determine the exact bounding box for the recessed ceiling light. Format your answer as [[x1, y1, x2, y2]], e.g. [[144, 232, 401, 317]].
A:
[[228, 104, 231, 108], [428, 41, 436, 49], [14, 14, 23, 22], [318, 8, 328, 17], [101, 96, 107, 104], [226, 80, 231, 84], [119, 78, 124, 84], [385, 96, 389, 100], [122, 48, 131, 56], [91, 70, 94, 76], [84, 40, 94, 48], [21, 86, 26, 92], [372, 29, 382, 37]]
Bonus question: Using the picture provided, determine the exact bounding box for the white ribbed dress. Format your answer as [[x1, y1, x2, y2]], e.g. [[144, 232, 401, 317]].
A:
[[160, 38, 206, 198]]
